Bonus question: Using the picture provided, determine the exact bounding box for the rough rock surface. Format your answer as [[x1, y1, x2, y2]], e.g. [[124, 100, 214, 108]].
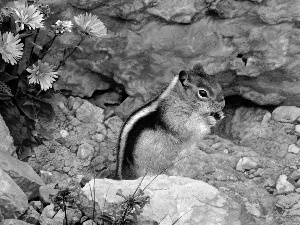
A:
[[0, 114, 16, 155], [0, 151, 45, 200], [10, 0, 300, 115], [0, 168, 28, 219], [28, 94, 120, 181], [2, 219, 33, 225], [82, 175, 242, 225]]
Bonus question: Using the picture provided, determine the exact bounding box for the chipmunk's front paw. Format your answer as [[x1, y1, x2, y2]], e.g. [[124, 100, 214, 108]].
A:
[[207, 115, 217, 127]]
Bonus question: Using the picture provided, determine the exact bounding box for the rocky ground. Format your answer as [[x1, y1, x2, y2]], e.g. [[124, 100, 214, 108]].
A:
[[2, 93, 300, 224], [2, 0, 300, 224]]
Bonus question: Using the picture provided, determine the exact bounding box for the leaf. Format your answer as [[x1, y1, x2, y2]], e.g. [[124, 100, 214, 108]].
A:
[[19, 33, 34, 39], [0, 71, 18, 82], [16, 98, 40, 120], [0, 81, 13, 96], [0, 103, 29, 145]]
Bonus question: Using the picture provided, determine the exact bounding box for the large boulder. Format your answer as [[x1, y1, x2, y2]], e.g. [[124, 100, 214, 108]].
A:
[[13, 0, 300, 112], [0, 151, 45, 200], [0, 114, 16, 155], [0, 168, 28, 219], [82, 175, 241, 225]]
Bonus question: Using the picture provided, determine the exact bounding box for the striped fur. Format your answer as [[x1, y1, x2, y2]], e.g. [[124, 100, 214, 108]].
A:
[[116, 75, 179, 179]]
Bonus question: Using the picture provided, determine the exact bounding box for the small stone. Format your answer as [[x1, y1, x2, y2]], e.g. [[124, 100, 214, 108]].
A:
[[77, 143, 95, 160], [92, 133, 105, 143], [57, 101, 65, 109], [236, 157, 258, 172], [60, 130, 69, 138], [62, 107, 70, 114], [276, 174, 295, 194], [83, 220, 97, 225], [295, 124, 300, 133], [63, 167, 71, 172], [39, 183, 59, 204], [296, 188, 300, 193], [272, 106, 300, 123], [29, 201, 43, 212], [288, 144, 300, 154], [285, 153, 297, 160], [73, 101, 81, 110]]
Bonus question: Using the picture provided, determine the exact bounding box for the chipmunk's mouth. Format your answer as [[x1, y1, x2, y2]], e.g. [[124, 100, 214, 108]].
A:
[[210, 111, 225, 120]]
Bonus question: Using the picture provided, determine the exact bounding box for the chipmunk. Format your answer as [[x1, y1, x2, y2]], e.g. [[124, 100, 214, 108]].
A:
[[115, 64, 225, 180]]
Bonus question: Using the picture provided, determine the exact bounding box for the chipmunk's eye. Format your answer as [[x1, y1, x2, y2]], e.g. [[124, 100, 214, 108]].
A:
[[198, 89, 208, 98]]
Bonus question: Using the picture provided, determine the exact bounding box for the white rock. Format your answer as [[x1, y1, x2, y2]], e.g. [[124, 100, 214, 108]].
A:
[[82, 175, 242, 225], [272, 106, 300, 123], [288, 144, 300, 154], [276, 174, 295, 194], [60, 129, 69, 138], [236, 157, 258, 172], [295, 124, 300, 133]]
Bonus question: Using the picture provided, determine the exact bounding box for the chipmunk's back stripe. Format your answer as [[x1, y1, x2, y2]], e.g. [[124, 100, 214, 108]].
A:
[[117, 74, 179, 179]]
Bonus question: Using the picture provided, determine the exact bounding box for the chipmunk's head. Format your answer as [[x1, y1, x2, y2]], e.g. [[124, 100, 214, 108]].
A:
[[178, 64, 225, 120]]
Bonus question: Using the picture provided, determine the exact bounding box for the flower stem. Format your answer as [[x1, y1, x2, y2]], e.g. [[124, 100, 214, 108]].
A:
[[27, 28, 40, 66], [39, 34, 57, 60], [55, 37, 84, 71]]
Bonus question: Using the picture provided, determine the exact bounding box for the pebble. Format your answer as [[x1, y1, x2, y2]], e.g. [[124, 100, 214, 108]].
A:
[[236, 157, 258, 172], [295, 124, 300, 133], [57, 101, 65, 109], [77, 143, 94, 160], [276, 174, 295, 194], [60, 130, 69, 138], [288, 144, 300, 154], [285, 153, 297, 160]]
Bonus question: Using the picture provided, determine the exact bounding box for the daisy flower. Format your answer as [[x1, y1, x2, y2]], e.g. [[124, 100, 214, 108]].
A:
[[26, 60, 58, 91], [12, 2, 44, 31], [51, 20, 73, 34], [0, 32, 24, 65], [74, 13, 107, 38]]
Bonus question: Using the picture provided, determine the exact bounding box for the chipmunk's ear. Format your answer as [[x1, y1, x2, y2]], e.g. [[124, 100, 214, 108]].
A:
[[179, 70, 188, 86]]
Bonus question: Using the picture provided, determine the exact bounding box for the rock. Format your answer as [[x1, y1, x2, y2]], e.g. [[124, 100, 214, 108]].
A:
[[104, 116, 123, 135], [40, 0, 300, 107], [146, 0, 205, 24], [272, 106, 300, 123], [236, 157, 258, 172], [2, 219, 32, 225], [0, 168, 28, 219], [91, 91, 122, 108], [276, 174, 295, 194], [0, 114, 16, 155], [82, 220, 97, 225], [69, 0, 105, 9], [75, 100, 105, 124], [39, 183, 60, 204], [288, 144, 300, 154], [29, 201, 43, 212], [60, 130, 69, 138], [295, 124, 300, 133], [82, 175, 241, 225], [92, 133, 105, 143], [115, 96, 144, 120], [0, 151, 45, 199], [39, 204, 60, 225], [21, 205, 40, 225], [77, 143, 95, 160], [40, 204, 82, 225]]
